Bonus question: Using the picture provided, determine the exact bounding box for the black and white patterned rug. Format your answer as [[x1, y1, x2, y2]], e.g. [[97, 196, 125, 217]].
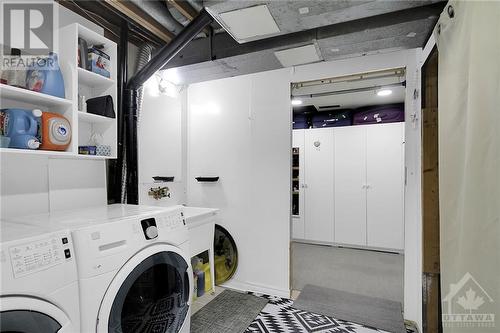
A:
[[244, 294, 418, 333]]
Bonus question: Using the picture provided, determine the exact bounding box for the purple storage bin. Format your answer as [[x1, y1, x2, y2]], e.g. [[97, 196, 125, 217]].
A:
[[293, 113, 310, 129], [293, 121, 308, 129], [353, 104, 404, 125], [312, 110, 352, 128]]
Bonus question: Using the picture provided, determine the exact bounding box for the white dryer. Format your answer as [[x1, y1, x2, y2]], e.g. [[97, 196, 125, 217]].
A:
[[13, 204, 192, 333], [0, 221, 80, 332]]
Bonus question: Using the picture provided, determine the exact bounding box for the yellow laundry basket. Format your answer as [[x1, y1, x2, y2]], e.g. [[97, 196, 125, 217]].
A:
[[202, 263, 212, 293]]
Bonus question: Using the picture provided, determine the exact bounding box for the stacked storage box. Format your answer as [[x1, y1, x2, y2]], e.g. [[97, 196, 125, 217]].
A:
[[312, 110, 352, 128], [353, 103, 404, 125], [293, 113, 310, 129]]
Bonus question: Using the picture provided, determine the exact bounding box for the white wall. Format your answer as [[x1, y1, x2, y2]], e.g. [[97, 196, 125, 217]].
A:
[[0, 3, 108, 219], [138, 79, 187, 206], [181, 49, 424, 327], [186, 68, 292, 297]]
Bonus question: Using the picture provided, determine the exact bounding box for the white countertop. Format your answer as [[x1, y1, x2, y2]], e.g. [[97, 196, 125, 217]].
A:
[[182, 206, 219, 228]]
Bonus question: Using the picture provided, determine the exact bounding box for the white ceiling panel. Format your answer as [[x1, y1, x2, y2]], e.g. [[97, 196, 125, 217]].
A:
[[274, 44, 322, 67], [217, 5, 280, 43]]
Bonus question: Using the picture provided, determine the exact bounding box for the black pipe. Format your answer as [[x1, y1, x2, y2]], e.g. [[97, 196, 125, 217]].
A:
[[124, 9, 214, 204], [127, 9, 213, 90], [108, 19, 129, 204]]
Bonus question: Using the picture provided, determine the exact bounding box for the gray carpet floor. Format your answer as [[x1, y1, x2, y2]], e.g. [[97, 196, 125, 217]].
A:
[[294, 284, 405, 333], [291, 242, 404, 303], [191, 289, 268, 333]]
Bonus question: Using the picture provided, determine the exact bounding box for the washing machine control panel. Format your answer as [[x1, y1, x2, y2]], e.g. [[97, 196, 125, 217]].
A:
[[155, 211, 185, 231], [9, 233, 72, 278]]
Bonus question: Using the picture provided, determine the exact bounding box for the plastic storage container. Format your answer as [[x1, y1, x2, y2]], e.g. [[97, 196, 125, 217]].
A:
[[293, 113, 310, 129], [353, 104, 404, 125], [312, 110, 352, 128]]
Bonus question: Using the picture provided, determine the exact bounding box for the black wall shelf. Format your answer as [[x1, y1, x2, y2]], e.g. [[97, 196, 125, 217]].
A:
[[195, 177, 219, 182]]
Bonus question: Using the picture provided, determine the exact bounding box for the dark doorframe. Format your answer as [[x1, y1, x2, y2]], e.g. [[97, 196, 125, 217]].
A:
[[421, 46, 442, 333]]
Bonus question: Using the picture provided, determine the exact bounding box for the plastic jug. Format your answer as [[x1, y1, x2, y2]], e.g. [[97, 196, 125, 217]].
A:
[[196, 270, 205, 297], [0, 108, 42, 149], [40, 112, 71, 151], [26, 52, 65, 98]]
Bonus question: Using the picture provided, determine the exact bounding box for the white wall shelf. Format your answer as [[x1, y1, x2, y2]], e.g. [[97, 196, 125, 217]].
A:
[[73, 154, 113, 160], [0, 147, 72, 157], [0, 23, 117, 159], [0, 84, 73, 108], [78, 111, 114, 124], [77, 67, 115, 88]]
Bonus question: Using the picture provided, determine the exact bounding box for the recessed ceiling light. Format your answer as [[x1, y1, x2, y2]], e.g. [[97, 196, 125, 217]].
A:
[[299, 7, 309, 14], [330, 48, 340, 52], [377, 89, 393, 97], [291, 99, 303, 106], [406, 32, 417, 38]]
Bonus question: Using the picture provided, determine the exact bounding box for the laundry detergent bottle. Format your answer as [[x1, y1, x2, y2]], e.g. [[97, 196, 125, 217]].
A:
[[40, 112, 71, 151], [26, 52, 65, 99], [1, 108, 42, 149]]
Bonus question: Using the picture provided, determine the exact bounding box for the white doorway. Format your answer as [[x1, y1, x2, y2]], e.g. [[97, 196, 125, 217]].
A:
[[290, 69, 406, 303]]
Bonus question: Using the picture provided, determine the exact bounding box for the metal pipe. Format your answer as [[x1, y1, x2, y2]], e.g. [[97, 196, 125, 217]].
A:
[[108, 18, 128, 204], [292, 82, 406, 99], [124, 9, 214, 204], [127, 8, 213, 89]]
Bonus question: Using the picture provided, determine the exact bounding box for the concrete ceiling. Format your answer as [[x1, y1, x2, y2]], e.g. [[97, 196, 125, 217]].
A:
[[206, 0, 442, 41], [160, 0, 445, 84]]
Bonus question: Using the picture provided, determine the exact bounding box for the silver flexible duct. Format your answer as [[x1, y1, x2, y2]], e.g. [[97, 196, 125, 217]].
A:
[[130, 0, 184, 35], [120, 43, 153, 203], [134, 44, 154, 130], [186, 0, 203, 12]]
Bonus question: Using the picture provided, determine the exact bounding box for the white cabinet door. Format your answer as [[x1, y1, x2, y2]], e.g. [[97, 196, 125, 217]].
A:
[[304, 128, 334, 243], [366, 123, 405, 249], [334, 126, 367, 246], [292, 130, 305, 239], [292, 216, 305, 239]]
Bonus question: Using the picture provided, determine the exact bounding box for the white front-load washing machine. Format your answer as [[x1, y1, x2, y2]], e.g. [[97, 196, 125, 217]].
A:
[[0, 221, 80, 332], [12, 204, 192, 333]]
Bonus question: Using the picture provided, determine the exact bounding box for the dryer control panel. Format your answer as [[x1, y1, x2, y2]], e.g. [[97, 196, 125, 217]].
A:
[[9, 233, 72, 278]]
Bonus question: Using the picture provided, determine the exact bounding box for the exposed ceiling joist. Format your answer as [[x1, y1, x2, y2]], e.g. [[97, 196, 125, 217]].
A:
[[166, 0, 198, 21], [165, 0, 211, 37], [103, 0, 174, 42]]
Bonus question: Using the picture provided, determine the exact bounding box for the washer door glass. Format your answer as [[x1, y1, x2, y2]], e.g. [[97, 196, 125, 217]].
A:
[[108, 251, 190, 333], [0, 310, 61, 332]]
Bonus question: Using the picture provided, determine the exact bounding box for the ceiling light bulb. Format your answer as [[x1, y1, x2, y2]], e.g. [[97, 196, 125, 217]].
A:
[[291, 99, 303, 106], [377, 89, 393, 97]]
